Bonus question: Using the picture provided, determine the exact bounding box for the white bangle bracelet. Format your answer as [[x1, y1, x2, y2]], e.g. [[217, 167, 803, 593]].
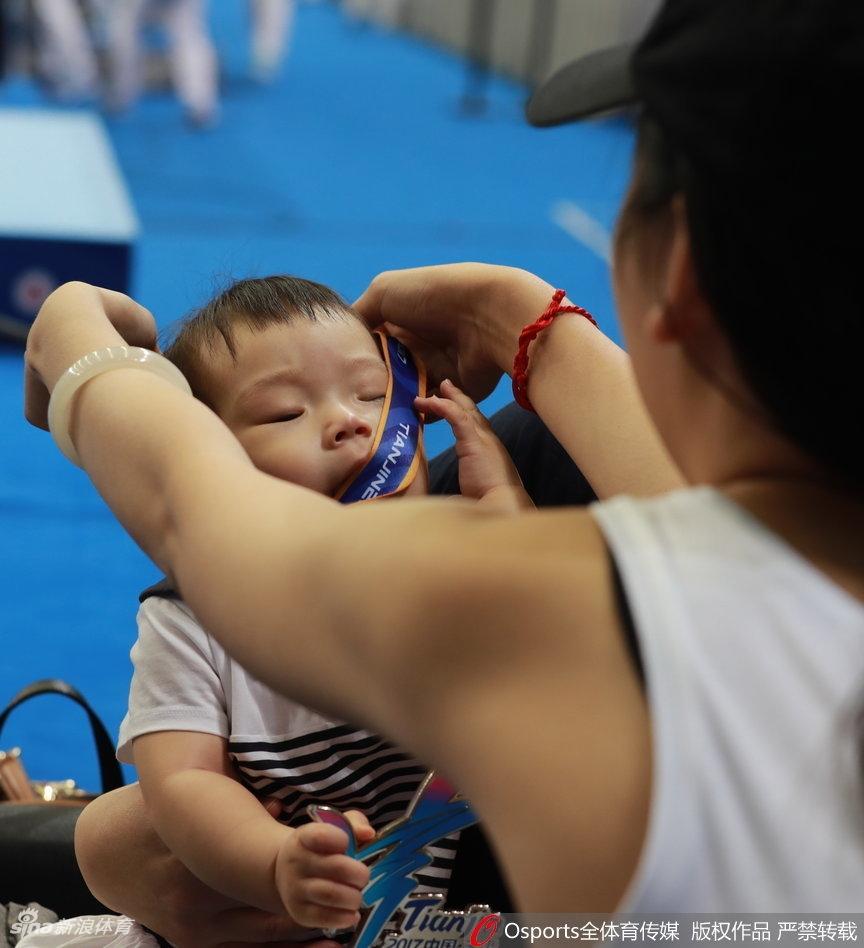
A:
[[47, 346, 192, 467]]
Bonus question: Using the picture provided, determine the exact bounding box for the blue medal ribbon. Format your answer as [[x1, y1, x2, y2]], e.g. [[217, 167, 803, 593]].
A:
[[335, 331, 425, 504]]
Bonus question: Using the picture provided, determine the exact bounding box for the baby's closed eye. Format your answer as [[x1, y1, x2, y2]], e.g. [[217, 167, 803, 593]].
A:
[[263, 410, 304, 423]]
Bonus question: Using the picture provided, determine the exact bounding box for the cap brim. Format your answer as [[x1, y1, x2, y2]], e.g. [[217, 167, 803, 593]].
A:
[[526, 43, 637, 127]]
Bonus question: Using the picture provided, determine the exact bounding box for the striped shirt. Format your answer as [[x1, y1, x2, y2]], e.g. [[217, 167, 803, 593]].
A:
[[118, 595, 456, 893]]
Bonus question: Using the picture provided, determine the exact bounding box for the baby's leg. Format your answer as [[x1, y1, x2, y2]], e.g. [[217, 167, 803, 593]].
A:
[[75, 784, 306, 948], [75, 785, 188, 939]]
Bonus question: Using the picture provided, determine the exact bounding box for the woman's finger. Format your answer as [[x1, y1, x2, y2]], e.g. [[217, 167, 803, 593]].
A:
[[377, 323, 460, 395], [352, 268, 427, 330], [95, 287, 159, 350], [352, 272, 386, 325], [23, 361, 51, 431]]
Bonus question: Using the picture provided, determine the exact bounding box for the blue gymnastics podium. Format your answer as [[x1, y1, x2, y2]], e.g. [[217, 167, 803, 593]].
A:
[[0, 109, 139, 342]]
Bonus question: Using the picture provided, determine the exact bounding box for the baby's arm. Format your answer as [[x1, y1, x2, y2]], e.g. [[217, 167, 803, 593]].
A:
[[133, 730, 374, 928], [416, 380, 534, 513]]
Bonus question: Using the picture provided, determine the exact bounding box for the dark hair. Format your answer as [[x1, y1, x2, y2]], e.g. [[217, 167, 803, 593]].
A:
[[619, 112, 862, 487], [164, 275, 355, 406]]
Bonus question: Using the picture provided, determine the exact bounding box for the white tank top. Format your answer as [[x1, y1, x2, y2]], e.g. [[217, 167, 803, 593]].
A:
[[591, 487, 864, 911]]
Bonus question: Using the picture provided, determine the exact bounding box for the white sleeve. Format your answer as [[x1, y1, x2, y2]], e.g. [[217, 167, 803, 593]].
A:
[[117, 596, 229, 764]]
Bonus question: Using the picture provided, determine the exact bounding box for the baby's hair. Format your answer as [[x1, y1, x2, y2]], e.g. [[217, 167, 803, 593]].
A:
[[164, 275, 356, 406]]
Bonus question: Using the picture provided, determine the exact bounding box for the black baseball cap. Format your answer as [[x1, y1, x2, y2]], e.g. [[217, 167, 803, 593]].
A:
[[526, 0, 863, 180]]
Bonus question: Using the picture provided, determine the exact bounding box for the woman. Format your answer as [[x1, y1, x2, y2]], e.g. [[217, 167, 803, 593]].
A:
[[25, 0, 864, 933]]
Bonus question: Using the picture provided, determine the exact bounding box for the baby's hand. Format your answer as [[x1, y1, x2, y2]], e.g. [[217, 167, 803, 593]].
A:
[[274, 809, 374, 930], [415, 380, 534, 512]]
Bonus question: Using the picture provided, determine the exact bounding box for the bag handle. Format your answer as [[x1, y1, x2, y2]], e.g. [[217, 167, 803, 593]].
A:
[[0, 679, 124, 794]]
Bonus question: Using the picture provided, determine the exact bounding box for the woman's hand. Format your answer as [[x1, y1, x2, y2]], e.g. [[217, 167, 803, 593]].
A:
[[354, 264, 556, 403], [24, 281, 158, 430]]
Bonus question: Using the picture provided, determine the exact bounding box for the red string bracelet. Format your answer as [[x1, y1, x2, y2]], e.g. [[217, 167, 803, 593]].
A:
[[511, 289, 598, 412]]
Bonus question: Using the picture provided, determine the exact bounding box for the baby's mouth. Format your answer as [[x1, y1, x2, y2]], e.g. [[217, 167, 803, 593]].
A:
[[330, 453, 373, 499]]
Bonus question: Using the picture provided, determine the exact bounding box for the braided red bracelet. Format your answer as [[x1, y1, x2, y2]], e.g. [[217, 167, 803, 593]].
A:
[[511, 289, 598, 412]]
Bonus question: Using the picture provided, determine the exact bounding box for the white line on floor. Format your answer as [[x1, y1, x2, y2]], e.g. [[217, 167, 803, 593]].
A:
[[551, 200, 612, 265]]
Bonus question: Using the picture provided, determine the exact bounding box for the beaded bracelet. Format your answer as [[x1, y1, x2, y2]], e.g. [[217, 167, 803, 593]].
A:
[[47, 346, 192, 467], [511, 289, 598, 412]]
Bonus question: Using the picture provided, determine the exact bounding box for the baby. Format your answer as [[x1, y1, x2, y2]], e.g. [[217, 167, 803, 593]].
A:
[[117, 275, 529, 937]]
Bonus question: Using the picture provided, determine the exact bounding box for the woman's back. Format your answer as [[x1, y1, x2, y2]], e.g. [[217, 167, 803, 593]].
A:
[[594, 487, 864, 910]]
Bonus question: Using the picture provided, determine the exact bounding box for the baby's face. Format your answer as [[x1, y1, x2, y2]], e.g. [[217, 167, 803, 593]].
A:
[[209, 317, 422, 497]]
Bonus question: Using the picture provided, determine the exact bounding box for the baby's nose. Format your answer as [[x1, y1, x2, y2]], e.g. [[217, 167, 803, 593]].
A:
[[325, 412, 373, 447]]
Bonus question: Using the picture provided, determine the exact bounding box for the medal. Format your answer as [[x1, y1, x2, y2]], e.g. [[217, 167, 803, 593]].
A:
[[335, 331, 425, 504], [309, 771, 481, 948]]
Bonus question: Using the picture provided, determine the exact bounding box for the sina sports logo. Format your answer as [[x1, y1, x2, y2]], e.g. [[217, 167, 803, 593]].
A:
[[10, 905, 42, 938]]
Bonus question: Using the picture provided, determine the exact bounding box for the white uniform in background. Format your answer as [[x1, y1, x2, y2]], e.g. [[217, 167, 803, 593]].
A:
[[342, 0, 405, 29], [31, 0, 99, 100], [104, 0, 218, 126], [248, 0, 296, 83]]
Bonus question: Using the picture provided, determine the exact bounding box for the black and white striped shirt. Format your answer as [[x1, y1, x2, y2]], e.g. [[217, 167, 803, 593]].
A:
[[118, 595, 456, 893]]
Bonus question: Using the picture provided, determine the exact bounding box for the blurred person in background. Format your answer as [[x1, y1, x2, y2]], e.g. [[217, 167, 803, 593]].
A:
[[104, 0, 218, 127], [31, 0, 99, 101], [0, 1, 38, 80], [248, 0, 296, 84], [342, 0, 406, 30]]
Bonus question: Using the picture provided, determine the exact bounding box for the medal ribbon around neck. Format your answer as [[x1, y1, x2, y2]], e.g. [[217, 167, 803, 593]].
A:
[[334, 331, 426, 504]]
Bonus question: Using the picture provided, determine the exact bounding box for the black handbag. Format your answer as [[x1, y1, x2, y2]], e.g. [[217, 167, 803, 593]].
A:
[[0, 679, 124, 918]]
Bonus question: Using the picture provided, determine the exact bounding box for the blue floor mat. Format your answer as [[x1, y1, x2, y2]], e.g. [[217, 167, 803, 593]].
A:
[[0, 2, 634, 789]]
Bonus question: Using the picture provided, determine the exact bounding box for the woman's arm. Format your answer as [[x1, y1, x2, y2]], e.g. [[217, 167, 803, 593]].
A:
[[524, 311, 682, 497], [27, 282, 651, 908], [355, 264, 683, 498]]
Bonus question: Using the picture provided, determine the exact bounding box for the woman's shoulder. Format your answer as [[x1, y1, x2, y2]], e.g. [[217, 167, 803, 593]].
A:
[[593, 484, 864, 618], [605, 485, 864, 912]]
